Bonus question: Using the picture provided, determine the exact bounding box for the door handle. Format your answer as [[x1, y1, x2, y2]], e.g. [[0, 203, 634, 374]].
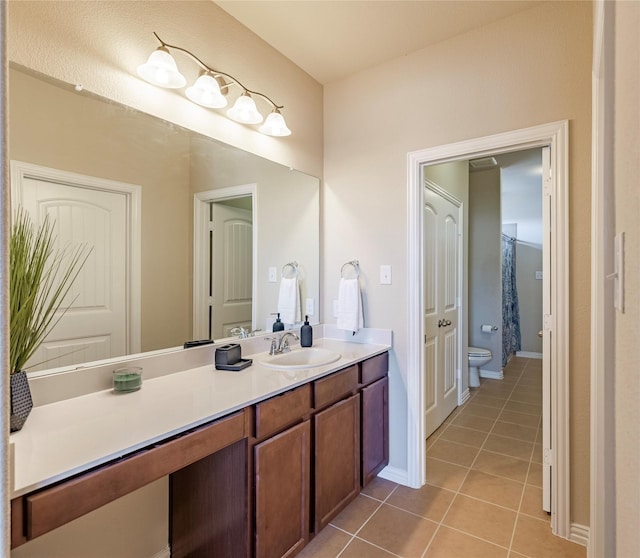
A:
[[438, 319, 452, 328]]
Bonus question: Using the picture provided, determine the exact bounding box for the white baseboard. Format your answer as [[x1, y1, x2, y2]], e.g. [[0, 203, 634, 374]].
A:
[[151, 547, 170, 558], [378, 464, 409, 486], [569, 523, 589, 547], [459, 388, 471, 405], [480, 369, 504, 380], [516, 351, 543, 359]]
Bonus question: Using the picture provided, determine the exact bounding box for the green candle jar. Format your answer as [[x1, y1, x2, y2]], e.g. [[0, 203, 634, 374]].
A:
[[113, 367, 142, 393]]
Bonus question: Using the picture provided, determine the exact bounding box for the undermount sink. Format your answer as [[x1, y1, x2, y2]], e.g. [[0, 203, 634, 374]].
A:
[[259, 347, 341, 370]]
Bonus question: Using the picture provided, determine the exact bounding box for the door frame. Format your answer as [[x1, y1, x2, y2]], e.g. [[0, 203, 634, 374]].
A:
[[407, 120, 570, 537], [10, 160, 142, 359], [193, 184, 257, 340]]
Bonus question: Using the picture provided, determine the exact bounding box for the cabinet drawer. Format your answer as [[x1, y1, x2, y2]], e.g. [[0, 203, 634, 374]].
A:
[[360, 352, 389, 386], [25, 410, 247, 540], [255, 383, 311, 440], [313, 365, 358, 410]]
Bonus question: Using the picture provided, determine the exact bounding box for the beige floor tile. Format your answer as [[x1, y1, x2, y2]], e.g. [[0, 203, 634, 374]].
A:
[[329, 494, 381, 534], [511, 515, 587, 558], [472, 451, 530, 483], [462, 403, 503, 420], [531, 444, 543, 464], [509, 552, 530, 557], [527, 463, 543, 488], [458, 469, 524, 510], [297, 525, 352, 558], [504, 401, 541, 416], [340, 537, 396, 558], [520, 484, 550, 520], [483, 434, 534, 461], [499, 410, 541, 429], [509, 393, 542, 406], [481, 382, 515, 395], [473, 394, 510, 408], [387, 484, 456, 523], [439, 425, 488, 448], [424, 526, 508, 558], [361, 476, 398, 501], [452, 412, 496, 432], [426, 457, 469, 491], [443, 494, 517, 548], [492, 421, 539, 443], [357, 503, 438, 557], [427, 439, 480, 467]]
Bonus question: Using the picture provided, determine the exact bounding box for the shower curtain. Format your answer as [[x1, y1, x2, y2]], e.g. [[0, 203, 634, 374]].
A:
[[502, 234, 521, 367]]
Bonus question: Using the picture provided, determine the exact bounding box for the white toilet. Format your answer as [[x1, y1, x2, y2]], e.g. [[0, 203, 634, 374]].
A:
[[468, 346, 492, 387]]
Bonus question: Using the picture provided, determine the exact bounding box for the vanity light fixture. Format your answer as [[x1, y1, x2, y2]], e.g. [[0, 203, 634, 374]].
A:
[[137, 33, 291, 136]]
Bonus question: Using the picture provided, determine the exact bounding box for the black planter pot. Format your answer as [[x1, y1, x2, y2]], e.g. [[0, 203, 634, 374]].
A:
[[10, 370, 33, 432]]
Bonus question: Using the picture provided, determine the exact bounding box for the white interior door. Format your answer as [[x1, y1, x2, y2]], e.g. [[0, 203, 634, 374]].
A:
[[12, 163, 138, 370], [541, 146, 552, 512], [424, 185, 461, 438], [210, 202, 253, 339]]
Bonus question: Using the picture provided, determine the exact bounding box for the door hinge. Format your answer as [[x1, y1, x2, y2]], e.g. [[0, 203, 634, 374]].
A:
[[543, 314, 552, 331], [208, 222, 215, 232], [208, 297, 214, 306], [543, 175, 552, 196], [543, 447, 554, 466]]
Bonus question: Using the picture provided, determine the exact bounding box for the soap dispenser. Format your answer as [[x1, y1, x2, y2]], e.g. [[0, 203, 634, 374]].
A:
[[272, 313, 285, 332], [300, 315, 313, 347]]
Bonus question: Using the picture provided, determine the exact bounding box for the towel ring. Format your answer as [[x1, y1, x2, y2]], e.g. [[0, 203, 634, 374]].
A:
[[341, 260, 360, 279], [282, 261, 299, 279]]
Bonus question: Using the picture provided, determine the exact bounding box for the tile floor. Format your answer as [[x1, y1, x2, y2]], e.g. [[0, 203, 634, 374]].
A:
[[299, 357, 586, 558]]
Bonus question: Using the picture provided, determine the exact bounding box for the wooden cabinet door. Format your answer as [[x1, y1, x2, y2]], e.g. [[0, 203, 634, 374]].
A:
[[254, 420, 311, 558], [314, 394, 360, 532], [361, 376, 389, 486]]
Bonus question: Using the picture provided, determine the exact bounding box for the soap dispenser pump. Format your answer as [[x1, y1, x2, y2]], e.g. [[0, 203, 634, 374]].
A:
[[272, 313, 285, 332], [300, 315, 313, 347]]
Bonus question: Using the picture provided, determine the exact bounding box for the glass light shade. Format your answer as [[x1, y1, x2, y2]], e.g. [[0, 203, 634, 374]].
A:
[[137, 47, 186, 89], [185, 74, 227, 108], [226, 93, 263, 124], [259, 110, 292, 137]]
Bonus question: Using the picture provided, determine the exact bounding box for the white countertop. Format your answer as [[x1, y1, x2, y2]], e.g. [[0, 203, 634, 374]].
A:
[[10, 337, 390, 498]]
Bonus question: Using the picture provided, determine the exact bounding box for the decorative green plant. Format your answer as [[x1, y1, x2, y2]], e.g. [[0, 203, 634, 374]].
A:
[[10, 208, 91, 374]]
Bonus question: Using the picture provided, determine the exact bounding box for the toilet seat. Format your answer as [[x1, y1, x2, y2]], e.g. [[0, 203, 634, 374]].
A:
[[468, 346, 491, 358]]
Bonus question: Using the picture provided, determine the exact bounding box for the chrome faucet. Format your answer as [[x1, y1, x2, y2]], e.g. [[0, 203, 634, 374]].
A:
[[231, 327, 261, 339], [266, 331, 300, 355]]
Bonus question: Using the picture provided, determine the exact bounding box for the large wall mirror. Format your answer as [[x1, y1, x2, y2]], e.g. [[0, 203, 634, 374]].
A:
[[9, 64, 320, 373]]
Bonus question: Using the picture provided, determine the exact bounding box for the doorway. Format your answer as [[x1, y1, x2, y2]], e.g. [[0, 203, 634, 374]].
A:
[[407, 121, 570, 537], [193, 184, 257, 341]]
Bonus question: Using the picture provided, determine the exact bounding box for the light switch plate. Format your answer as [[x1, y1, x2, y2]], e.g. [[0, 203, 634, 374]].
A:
[[535, 271, 543, 280], [268, 266, 277, 283], [305, 298, 314, 316], [380, 265, 392, 285]]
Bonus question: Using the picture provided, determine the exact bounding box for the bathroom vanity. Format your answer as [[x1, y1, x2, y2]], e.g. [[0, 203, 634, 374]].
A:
[[9, 333, 390, 557]]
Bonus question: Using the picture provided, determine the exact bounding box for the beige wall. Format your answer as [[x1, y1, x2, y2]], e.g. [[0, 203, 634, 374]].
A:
[[324, 0, 592, 525], [614, 0, 640, 555], [469, 168, 502, 372]]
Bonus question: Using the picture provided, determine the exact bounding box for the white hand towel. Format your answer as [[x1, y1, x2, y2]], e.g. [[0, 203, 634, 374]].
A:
[[337, 278, 364, 333], [277, 277, 301, 324]]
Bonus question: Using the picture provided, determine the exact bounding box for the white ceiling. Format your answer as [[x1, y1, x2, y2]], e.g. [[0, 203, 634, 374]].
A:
[[215, 1, 542, 84]]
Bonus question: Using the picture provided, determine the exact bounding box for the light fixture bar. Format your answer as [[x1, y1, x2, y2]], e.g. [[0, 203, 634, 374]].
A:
[[152, 32, 284, 110]]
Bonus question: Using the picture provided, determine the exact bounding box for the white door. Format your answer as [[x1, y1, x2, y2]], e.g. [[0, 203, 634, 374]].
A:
[[12, 162, 139, 370], [210, 202, 253, 339], [541, 146, 552, 512], [424, 185, 461, 438]]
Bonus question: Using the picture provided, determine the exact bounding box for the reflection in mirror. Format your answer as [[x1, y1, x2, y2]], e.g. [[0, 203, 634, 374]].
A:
[[9, 64, 320, 372]]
